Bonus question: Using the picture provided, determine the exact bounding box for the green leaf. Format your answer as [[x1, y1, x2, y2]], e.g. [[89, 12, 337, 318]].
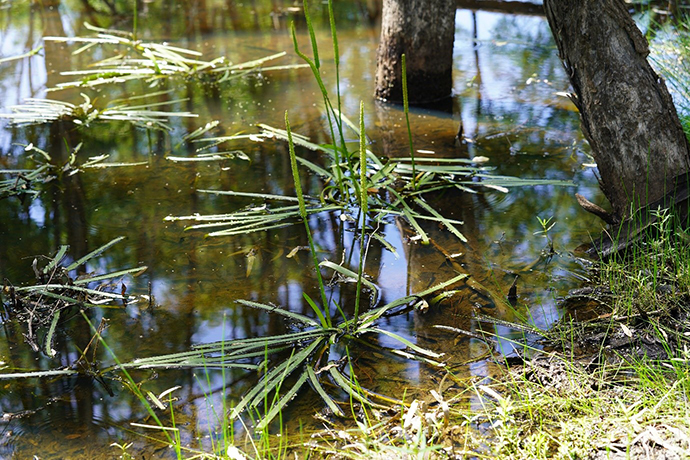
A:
[[64, 236, 126, 272], [44, 311, 60, 358], [303, 292, 331, 328], [42, 245, 69, 275], [328, 366, 389, 409], [413, 197, 467, 243], [229, 338, 323, 420], [319, 260, 379, 293], [254, 370, 309, 431], [356, 273, 468, 329], [360, 327, 444, 359], [307, 366, 344, 417], [72, 266, 148, 285], [0, 369, 78, 380], [236, 299, 319, 327]]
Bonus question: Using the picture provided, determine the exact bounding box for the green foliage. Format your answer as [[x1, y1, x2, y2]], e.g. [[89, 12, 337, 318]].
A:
[[0, 237, 147, 378]]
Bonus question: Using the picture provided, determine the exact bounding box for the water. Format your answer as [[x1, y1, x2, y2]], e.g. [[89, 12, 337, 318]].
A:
[[0, 1, 605, 458]]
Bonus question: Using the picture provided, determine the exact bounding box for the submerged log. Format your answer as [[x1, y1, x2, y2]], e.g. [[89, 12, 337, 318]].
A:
[[544, 0, 690, 220]]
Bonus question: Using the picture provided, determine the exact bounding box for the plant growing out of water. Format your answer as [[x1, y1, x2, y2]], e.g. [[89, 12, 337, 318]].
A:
[[534, 215, 556, 255], [2, 91, 197, 130], [1, 142, 148, 200], [0, 237, 146, 371], [44, 22, 305, 91], [158, 0, 576, 431]]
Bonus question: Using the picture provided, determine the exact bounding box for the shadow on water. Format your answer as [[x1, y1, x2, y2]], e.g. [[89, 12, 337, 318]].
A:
[[0, 1, 607, 457]]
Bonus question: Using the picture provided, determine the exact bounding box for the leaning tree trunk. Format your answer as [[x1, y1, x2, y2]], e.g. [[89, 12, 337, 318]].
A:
[[375, 0, 455, 104], [544, 0, 690, 220]]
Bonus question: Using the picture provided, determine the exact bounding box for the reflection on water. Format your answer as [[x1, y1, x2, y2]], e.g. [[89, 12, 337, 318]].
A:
[[0, 1, 604, 458]]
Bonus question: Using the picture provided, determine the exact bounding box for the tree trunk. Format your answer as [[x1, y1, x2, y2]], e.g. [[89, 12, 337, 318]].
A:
[[544, 0, 690, 219], [375, 0, 455, 104]]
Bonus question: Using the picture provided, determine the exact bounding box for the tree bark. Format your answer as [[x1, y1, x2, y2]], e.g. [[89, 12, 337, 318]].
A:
[[544, 0, 690, 219], [375, 0, 455, 104]]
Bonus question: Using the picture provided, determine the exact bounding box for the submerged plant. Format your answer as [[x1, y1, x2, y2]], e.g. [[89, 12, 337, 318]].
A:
[[534, 215, 556, 255]]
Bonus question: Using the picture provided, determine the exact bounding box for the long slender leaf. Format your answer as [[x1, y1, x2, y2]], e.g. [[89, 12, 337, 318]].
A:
[[413, 197, 467, 243], [198, 190, 302, 202], [307, 366, 344, 417], [16, 284, 126, 299], [236, 299, 319, 327], [207, 222, 296, 237], [42, 245, 69, 275], [191, 329, 335, 351], [387, 349, 446, 367], [0, 369, 78, 379], [319, 260, 379, 293], [44, 311, 60, 358], [328, 367, 390, 409], [64, 236, 125, 272], [359, 327, 444, 359], [229, 338, 323, 420], [370, 232, 399, 258], [356, 273, 468, 328], [18, 290, 116, 309], [254, 370, 309, 431], [302, 293, 330, 329], [72, 266, 148, 285]]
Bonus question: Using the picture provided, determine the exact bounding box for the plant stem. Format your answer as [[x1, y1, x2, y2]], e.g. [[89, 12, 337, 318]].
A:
[[354, 101, 368, 326], [402, 54, 417, 190], [285, 111, 330, 325]]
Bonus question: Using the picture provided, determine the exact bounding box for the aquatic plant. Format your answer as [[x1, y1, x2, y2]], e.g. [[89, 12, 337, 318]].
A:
[[44, 22, 306, 91], [1, 91, 197, 130], [168, 0, 574, 244], [0, 0, 580, 449], [0, 142, 147, 200], [0, 237, 147, 370], [158, 0, 574, 432]]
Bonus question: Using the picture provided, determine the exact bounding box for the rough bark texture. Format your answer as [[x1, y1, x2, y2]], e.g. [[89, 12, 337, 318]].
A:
[[375, 0, 455, 103], [544, 0, 690, 218]]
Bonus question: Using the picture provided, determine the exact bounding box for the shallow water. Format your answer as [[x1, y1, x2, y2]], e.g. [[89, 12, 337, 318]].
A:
[[0, 1, 607, 458]]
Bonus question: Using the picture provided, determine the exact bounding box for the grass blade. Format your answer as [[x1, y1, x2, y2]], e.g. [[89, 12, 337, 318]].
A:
[[71, 266, 148, 285], [328, 367, 391, 409], [357, 273, 468, 328], [42, 245, 69, 275], [64, 236, 126, 272], [254, 370, 309, 431], [0, 369, 78, 380], [236, 299, 319, 327], [303, 292, 331, 328], [44, 311, 60, 358], [413, 197, 467, 243], [229, 339, 323, 420], [307, 365, 344, 417], [319, 260, 379, 294], [360, 327, 444, 359]]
